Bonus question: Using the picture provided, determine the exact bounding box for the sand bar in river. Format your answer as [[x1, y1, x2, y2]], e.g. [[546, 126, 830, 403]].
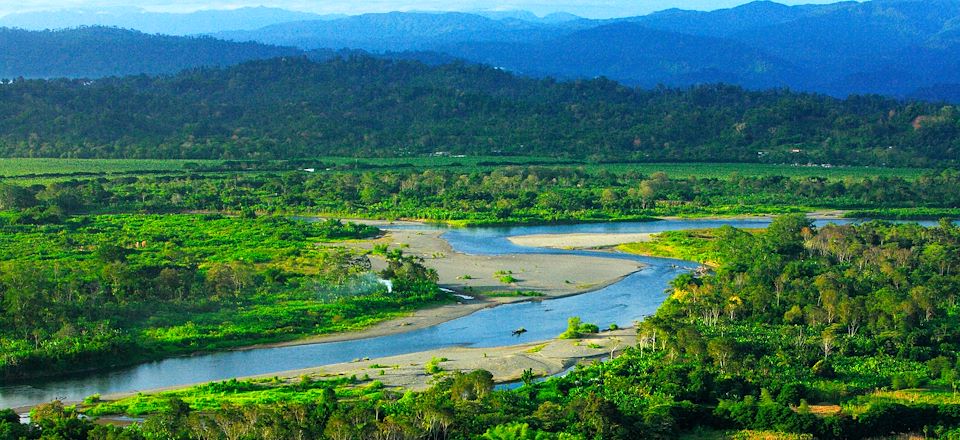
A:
[[254, 226, 642, 348], [508, 232, 655, 249]]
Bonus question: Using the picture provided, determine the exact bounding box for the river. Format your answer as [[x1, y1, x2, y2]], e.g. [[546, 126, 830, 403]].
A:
[[0, 217, 936, 409]]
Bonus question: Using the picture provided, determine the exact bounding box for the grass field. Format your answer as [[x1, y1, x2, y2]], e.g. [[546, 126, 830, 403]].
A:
[[85, 376, 379, 416], [323, 157, 931, 180], [589, 163, 928, 180], [0, 157, 932, 181], [0, 158, 220, 177]]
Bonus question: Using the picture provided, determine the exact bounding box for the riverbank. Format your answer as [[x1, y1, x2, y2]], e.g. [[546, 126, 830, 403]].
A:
[[79, 224, 650, 410], [89, 328, 639, 413], [249, 226, 643, 350], [232, 328, 638, 392]]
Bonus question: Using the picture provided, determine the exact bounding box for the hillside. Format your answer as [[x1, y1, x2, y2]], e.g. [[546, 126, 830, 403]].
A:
[[0, 55, 955, 165], [4, 2, 960, 99], [214, 12, 586, 52], [439, 22, 803, 89], [0, 27, 302, 78], [215, 1, 960, 100]]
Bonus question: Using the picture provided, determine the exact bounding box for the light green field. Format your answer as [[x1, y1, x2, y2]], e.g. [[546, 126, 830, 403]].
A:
[[0, 158, 217, 177], [0, 157, 931, 181], [241, 157, 935, 180], [587, 162, 928, 180]]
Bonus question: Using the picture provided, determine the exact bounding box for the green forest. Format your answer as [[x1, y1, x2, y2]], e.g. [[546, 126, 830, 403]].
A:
[[2, 165, 959, 226], [0, 55, 958, 166], [0, 213, 442, 380]]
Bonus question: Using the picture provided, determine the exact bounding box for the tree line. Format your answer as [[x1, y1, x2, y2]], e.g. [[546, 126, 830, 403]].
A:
[[3, 167, 959, 226], [0, 55, 958, 166]]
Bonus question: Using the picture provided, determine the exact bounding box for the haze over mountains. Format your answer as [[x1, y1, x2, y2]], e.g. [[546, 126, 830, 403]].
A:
[[0, 7, 341, 35], [1, 0, 960, 101], [0, 27, 303, 78]]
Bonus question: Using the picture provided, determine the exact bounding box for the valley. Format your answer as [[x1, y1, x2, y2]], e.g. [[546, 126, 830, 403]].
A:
[[1, 1, 960, 437]]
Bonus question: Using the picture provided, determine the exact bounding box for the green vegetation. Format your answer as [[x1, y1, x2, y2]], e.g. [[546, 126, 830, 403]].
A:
[[5, 211, 960, 438], [845, 207, 960, 220], [558, 316, 600, 339], [3, 47, 960, 440], [2, 151, 960, 440], [0, 56, 958, 166], [84, 377, 361, 416], [0, 157, 934, 184], [0, 158, 214, 177], [617, 229, 738, 264], [3, 162, 959, 226], [483, 290, 545, 298], [0, 214, 443, 380], [425, 357, 447, 375]]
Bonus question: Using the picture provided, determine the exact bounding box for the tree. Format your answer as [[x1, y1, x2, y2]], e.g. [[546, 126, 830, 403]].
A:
[[142, 398, 191, 440], [205, 262, 254, 298], [0, 183, 36, 209], [838, 296, 865, 337], [708, 337, 736, 372], [0, 262, 50, 339], [450, 370, 494, 401], [909, 285, 937, 321], [639, 180, 658, 210], [480, 423, 537, 440], [943, 368, 959, 395], [820, 328, 836, 358], [765, 214, 813, 256]]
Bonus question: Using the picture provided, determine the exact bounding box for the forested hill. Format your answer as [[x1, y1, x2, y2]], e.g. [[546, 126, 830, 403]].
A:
[[0, 55, 956, 166], [0, 27, 302, 78]]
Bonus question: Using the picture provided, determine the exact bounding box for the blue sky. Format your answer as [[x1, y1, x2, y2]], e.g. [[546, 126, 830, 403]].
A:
[[0, 0, 863, 19]]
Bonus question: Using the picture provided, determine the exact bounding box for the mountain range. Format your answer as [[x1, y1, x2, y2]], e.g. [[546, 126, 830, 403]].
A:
[[2, 0, 960, 100], [0, 27, 302, 78], [0, 7, 341, 35], [213, 0, 960, 99]]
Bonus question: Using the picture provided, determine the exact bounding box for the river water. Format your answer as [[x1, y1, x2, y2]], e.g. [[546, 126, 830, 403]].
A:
[[0, 217, 935, 409]]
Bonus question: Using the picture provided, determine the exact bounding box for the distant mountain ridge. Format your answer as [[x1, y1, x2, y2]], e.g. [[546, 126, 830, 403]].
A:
[[0, 26, 467, 79], [213, 0, 960, 100], [3, 1, 960, 100], [0, 27, 302, 78], [214, 12, 591, 52], [436, 22, 804, 90], [0, 7, 339, 35]]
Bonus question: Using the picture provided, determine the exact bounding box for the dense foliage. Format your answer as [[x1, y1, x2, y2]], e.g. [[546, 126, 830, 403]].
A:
[[2, 160, 959, 438], [3, 166, 960, 227], [6, 216, 960, 439], [0, 213, 444, 380], [1, 56, 959, 165]]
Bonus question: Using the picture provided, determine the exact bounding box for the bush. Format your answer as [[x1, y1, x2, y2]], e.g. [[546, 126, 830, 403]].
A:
[[777, 383, 807, 406], [856, 402, 937, 438], [558, 317, 600, 339], [812, 359, 836, 378], [425, 357, 446, 375]]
